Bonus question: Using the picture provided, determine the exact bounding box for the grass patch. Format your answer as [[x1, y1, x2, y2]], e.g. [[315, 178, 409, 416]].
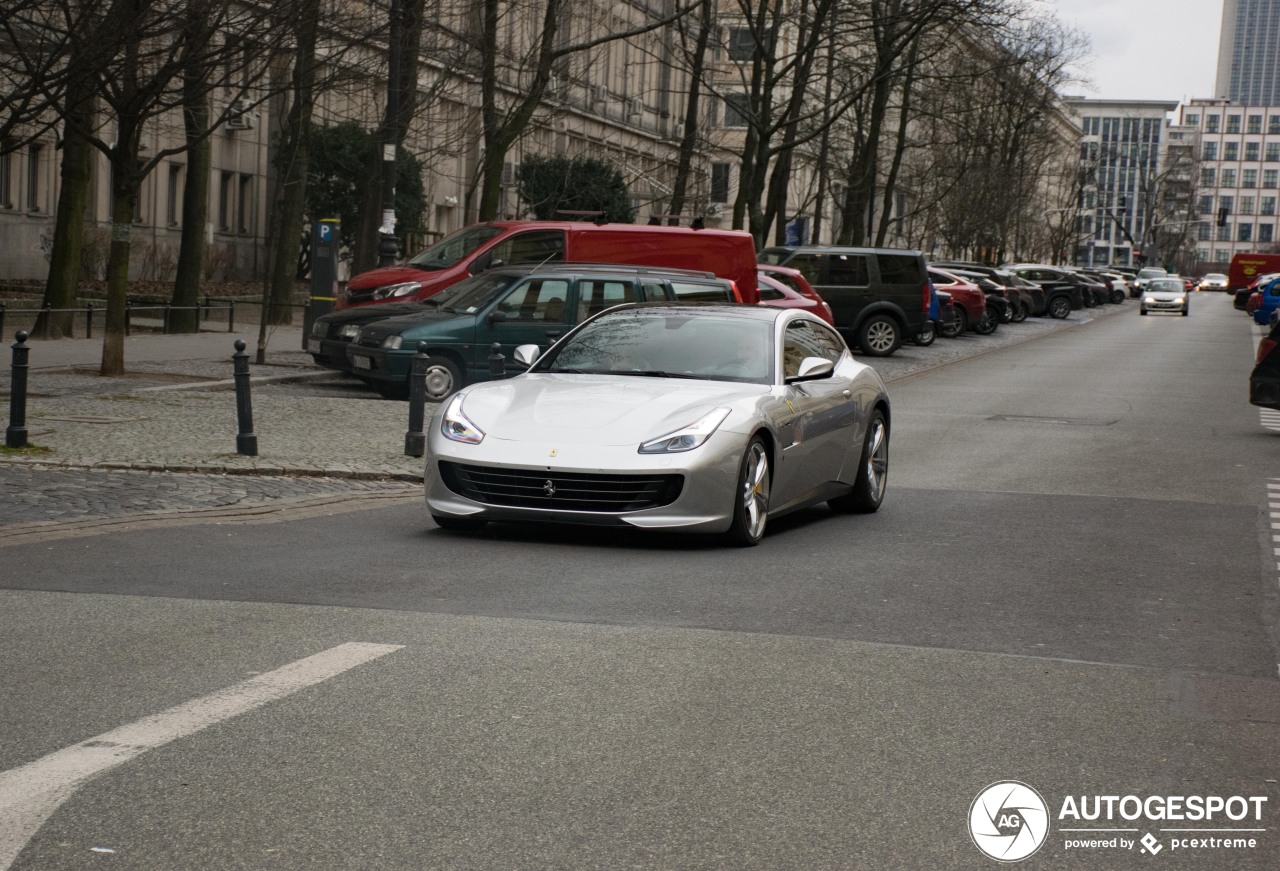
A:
[[0, 443, 53, 456]]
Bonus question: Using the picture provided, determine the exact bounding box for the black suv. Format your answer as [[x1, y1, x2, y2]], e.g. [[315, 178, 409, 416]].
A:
[[1000, 265, 1087, 319], [758, 246, 929, 357]]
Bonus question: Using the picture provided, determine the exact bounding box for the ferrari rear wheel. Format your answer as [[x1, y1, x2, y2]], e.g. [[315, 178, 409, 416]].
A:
[[725, 438, 770, 547], [829, 410, 888, 514]]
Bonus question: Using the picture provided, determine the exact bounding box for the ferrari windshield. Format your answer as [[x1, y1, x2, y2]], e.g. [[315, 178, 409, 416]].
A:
[[540, 310, 774, 384], [407, 225, 505, 270]]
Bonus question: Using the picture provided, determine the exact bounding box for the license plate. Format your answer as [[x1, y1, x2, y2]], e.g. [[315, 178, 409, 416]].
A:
[[307, 338, 321, 353], [351, 355, 372, 370]]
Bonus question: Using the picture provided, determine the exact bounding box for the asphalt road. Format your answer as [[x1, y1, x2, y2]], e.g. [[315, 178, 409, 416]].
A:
[[2, 294, 1278, 870]]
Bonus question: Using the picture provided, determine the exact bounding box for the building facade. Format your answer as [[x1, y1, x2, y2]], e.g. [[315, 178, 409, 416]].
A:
[[1064, 98, 1180, 268], [1179, 98, 1280, 269], [1215, 0, 1280, 106]]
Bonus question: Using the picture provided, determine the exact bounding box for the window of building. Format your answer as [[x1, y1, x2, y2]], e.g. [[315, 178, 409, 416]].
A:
[[1216, 248, 1231, 261], [1227, 114, 1242, 133], [1197, 223, 1211, 241], [1264, 197, 1277, 216], [1267, 169, 1280, 188], [710, 162, 730, 203], [1239, 223, 1253, 242], [1199, 194, 1214, 213], [1203, 141, 1218, 160], [238, 173, 253, 234], [1249, 115, 1264, 134], [1225, 141, 1239, 160], [1090, 117, 1100, 135], [1202, 167, 1216, 186], [1241, 196, 1256, 214], [722, 94, 750, 128], [166, 163, 183, 226], [1223, 168, 1237, 186], [1246, 142, 1261, 161], [1218, 226, 1232, 242], [1206, 115, 1220, 132], [1262, 223, 1275, 243], [726, 26, 754, 62], [1196, 248, 1209, 261], [1244, 169, 1259, 187], [1269, 143, 1280, 162], [26, 143, 42, 212], [218, 171, 233, 232], [1186, 113, 1199, 126], [1271, 116, 1280, 134]]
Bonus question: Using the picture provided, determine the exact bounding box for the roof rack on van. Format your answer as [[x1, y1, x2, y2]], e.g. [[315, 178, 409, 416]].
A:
[[554, 209, 608, 225]]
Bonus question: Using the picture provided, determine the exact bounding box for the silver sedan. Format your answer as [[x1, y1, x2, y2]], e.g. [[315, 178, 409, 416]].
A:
[[423, 303, 890, 546]]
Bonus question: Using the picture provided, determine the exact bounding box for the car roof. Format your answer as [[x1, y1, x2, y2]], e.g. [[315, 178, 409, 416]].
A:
[[761, 245, 923, 256], [590, 301, 802, 323], [488, 262, 721, 280]]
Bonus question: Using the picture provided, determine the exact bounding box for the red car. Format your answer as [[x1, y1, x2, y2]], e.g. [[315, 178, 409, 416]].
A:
[[757, 265, 835, 325], [927, 267, 988, 333]]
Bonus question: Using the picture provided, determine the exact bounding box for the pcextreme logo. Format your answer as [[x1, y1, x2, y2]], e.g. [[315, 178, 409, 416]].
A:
[[969, 781, 1270, 862]]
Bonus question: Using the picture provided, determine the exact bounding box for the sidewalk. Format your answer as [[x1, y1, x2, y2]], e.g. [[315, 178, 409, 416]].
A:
[[1, 325, 426, 481], [1, 304, 1129, 482]]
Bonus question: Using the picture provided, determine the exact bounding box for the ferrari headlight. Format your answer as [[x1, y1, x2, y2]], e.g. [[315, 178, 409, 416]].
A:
[[441, 394, 484, 445], [382, 335, 403, 350], [338, 324, 361, 340], [373, 281, 422, 300], [639, 408, 731, 454]]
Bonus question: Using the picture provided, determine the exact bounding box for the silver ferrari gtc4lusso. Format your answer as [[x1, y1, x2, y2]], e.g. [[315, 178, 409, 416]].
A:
[[424, 303, 890, 546]]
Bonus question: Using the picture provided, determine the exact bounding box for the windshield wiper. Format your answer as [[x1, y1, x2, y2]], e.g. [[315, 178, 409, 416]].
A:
[[613, 370, 706, 379]]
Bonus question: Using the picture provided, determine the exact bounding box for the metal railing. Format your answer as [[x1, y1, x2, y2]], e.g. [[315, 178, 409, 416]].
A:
[[0, 297, 306, 339]]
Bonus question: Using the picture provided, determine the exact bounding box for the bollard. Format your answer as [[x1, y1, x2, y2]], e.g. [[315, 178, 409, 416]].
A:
[[6, 331, 29, 448], [124, 300, 131, 336], [232, 339, 258, 456], [227, 299, 235, 332], [488, 342, 505, 377], [85, 302, 94, 339], [40, 305, 51, 340], [404, 342, 429, 457]]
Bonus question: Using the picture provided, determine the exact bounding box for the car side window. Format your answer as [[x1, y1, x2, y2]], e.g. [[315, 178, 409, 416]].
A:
[[578, 279, 639, 319], [670, 281, 731, 301], [787, 254, 823, 285], [489, 231, 565, 266], [640, 282, 667, 301], [492, 278, 571, 322], [759, 285, 784, 301], [782, 321, 839, 378], [827, 254, 869, 286]]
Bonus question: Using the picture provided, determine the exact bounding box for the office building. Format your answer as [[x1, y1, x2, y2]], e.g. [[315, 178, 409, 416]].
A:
[[1215, 0, 1280, 106]]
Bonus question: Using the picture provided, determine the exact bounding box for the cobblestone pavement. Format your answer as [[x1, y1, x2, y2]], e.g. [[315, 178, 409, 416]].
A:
[[0, 303, 1127, 531]]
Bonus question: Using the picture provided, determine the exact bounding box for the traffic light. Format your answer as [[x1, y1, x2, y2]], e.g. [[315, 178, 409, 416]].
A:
[[1219, 206, 1230, 227]]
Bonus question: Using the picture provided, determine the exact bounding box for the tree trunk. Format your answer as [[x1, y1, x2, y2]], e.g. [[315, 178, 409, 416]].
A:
[[261, 0, 319, 349], [169, 89, 210, 333], [100, 153, 139, 376], [667, 0, 712, 222], [37, 84, 95, 339]]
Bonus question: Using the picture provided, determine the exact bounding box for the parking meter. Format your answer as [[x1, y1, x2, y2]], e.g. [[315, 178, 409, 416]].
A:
[[304, 218, 341, 350]]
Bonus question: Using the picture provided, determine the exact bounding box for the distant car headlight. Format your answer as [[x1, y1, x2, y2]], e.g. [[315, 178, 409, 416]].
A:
[[441, 394, 484, 445], [1173, 297, 1185, 304], [1143, 296, 1156, 304], [639, 408, 731, 454], [312, 320, 329, 338], [338, 324, 361, 339], [382, 335, 403, 350], [373, 281, 422, 300]]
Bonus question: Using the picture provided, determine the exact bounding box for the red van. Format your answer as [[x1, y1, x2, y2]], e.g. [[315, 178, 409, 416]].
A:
[[1228, 253, 1280, 292], [338, 221, 760, 308]]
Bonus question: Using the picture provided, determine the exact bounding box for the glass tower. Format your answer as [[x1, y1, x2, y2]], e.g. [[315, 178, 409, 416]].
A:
[[1216, 0, 1280, 105]]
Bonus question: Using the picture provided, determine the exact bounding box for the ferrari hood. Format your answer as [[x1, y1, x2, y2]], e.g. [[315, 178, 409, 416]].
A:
[[458, 374, 768, 446]]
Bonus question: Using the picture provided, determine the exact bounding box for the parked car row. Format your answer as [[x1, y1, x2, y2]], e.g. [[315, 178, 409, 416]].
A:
[[309, 221, 1134, 405]]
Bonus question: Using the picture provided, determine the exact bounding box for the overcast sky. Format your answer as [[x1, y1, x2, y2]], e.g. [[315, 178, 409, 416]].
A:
[[1049, 0, 1224, 108]]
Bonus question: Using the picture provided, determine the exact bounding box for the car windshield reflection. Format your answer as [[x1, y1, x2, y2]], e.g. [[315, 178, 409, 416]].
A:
[[539, 312, 774, 384]]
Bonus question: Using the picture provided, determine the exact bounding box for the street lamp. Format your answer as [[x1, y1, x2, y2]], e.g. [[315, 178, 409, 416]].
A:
[[378, 0, 403, 267]]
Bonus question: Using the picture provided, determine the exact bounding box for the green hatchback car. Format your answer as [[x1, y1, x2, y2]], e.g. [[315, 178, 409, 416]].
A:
[[309, 263, 738, 399]]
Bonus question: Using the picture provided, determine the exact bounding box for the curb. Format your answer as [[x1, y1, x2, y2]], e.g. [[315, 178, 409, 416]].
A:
[[0, 457, 424, 482]]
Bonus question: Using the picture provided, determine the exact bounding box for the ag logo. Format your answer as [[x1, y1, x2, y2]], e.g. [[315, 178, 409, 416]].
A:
[[969, 781, 1050, 862]]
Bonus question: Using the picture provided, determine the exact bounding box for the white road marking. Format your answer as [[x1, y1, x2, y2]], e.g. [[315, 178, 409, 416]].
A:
[[0, 642, 402, 869]]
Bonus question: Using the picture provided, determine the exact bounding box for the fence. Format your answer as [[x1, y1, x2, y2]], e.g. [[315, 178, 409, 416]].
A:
[[0, 297, 307, 340]]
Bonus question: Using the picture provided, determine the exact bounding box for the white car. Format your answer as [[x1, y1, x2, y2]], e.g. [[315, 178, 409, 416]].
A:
[[1197, 273, 1229, 292], [1140, 278, 1189, 316]]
